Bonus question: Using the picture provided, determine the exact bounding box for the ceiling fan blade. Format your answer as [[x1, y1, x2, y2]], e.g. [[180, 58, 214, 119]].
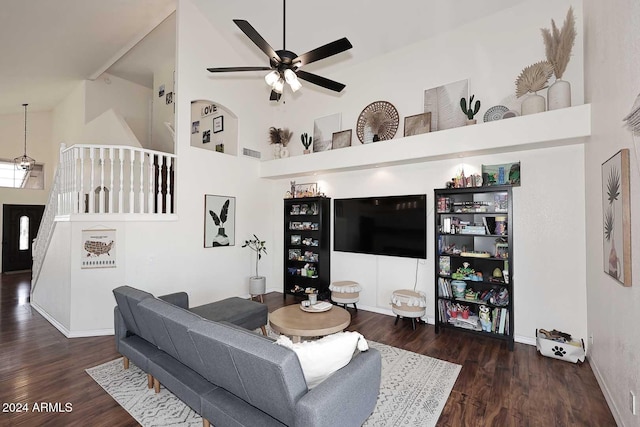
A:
[[296, 70, 346, 92], [293, 37, 353, 67], [207, 66, 272, 73], [233, 19, 282, 62], [269, 90, 282, 102]]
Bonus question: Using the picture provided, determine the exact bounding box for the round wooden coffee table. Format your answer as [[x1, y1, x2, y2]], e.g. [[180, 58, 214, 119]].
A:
[[269, 304, 351, 342]]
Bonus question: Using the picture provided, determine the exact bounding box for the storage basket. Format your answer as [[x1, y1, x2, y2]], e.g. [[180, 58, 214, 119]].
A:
[[535, 329, 585, 364]]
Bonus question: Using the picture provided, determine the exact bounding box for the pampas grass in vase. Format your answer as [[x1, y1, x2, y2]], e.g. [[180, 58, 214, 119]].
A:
[[515, 61, 554, 115], [541, 6, 576, 110]]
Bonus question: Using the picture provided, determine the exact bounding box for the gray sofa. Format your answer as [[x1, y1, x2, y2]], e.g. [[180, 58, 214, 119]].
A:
[[113, 285, 382, 427]]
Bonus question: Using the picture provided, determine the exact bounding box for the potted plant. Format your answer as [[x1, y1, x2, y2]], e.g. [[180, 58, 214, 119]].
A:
[[242, 234, 267, 301], [269, 127, 292, 158], [515, 61, 554, 115], [541, 6, 576, 110], [300, 132, 313, 154], [460, 95, 481, 125]]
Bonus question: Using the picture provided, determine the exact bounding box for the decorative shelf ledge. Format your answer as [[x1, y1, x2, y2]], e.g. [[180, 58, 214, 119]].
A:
[[259, 104, 591, 179]]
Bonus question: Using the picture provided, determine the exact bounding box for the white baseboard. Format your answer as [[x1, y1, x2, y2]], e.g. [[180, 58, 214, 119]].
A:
[[589, 356, 623, 426], [30, 302, 114, 338]]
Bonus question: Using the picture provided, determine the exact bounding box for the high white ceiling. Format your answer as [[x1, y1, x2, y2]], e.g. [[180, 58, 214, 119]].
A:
[[0, 0, 525, 115]]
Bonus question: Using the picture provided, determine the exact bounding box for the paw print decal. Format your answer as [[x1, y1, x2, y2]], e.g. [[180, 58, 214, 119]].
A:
[[552, 346, 566, 357]]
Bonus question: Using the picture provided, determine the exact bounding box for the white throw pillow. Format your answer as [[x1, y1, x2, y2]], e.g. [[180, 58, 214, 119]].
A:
[[275, 331, 369, 389]]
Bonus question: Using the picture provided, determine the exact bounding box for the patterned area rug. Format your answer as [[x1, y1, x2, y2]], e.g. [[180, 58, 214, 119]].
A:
[[86, 341, 460, 427]]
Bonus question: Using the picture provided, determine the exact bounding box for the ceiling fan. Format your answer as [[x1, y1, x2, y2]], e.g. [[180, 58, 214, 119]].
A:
[[207, 0, 353, 101]]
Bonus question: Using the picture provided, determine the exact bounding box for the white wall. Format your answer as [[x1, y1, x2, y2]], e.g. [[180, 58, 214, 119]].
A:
[[85, 73, 152, 147], [52, 82, 86, 149], [0, 110, 54, 272], [583, 0, 640, 425], [152, 61, 176, 153], [275, 0, 584, 159], [272, 144, 587, 342]]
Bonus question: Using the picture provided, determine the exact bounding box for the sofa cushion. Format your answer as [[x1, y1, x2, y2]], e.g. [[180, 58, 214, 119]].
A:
[[188, 320, 307, 426], [137, 297, 205, 373], [113, 285, 154, 338], [201, 387, 286, 427], [275, 332, 369, 389], [189, 297, 267, 330]]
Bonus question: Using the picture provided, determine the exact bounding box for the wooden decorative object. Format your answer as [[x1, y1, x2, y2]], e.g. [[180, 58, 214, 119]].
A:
[[356, 101, 399, 143]]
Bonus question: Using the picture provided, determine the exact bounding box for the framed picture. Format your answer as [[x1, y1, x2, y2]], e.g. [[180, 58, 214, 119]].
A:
[[166, 92, 173, 105], [332, 129, 352, 149], [294, 183, 317, 198], [482, 162, 521, 186], [204, 195, 235, 247], [313, 113, 341, 152], [202, 130, 211, 144], [424, 79, 468, 132], [191, 121, 200, 134], [213, 115, 224, 133], [81, 229, 116, 269], [602, 149, 632, 286], [404, 112, 432, 137]]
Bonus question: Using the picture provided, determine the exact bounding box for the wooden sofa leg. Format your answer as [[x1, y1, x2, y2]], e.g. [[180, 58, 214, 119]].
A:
[[261, 325, 267, 336], [153, 378, 160, 393], [123, 357, 129, 370], [147, 374, 153, 389], [203, 419, 211, 427]]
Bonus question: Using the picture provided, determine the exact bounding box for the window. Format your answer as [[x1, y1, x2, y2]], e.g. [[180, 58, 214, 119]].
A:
[[0, 159, 44, 189], [19, 215, 29, 250]]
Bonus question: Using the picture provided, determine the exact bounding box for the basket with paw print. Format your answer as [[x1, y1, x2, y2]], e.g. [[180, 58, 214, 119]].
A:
[[536, 328, 585, 364]]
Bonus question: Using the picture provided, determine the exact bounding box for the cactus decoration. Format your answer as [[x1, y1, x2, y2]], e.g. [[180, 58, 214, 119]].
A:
[[460, 95, 481, 121], [300, 133, 313, 150]]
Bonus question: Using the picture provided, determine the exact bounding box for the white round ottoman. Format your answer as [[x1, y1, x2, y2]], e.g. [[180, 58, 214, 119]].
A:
[[329, 281, 362, 311], [391, 289, 427, 330]]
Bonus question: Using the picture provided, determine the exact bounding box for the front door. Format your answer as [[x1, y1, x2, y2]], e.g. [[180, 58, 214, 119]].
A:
[[2, 204, 45, 273]]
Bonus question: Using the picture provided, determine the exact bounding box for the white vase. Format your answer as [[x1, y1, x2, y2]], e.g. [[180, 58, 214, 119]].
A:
[[249, 276, 266, 296], [521, 92, 546, 116], [280, 146, 289, 158], [547, 79, 571, 110], [272, 143, 282, 159]]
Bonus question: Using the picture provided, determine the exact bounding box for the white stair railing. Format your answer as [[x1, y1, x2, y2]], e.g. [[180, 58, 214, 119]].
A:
[[31, 143, 177, 293], [58, 144, 177, 215]]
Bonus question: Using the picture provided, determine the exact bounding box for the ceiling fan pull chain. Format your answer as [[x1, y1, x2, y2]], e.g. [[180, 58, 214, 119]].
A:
[[283, 0, 286, 51]]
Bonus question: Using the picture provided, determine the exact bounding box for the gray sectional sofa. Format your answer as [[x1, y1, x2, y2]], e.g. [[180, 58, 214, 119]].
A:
[[113, 285, 382, 427]]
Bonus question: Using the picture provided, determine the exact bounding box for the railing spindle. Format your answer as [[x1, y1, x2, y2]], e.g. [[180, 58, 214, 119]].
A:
[[109, 148, 114, 214], [129, 150, 135, 213]]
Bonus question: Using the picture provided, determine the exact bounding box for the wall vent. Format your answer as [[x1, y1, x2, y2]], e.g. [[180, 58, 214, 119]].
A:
[[242, 148, 261, 159]]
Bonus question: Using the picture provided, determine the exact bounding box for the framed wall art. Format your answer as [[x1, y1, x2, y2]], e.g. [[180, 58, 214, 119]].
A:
[[332, 129, 352, 149], [404, 112, 432, 137], [81, 228, 116, 269], [205, 195, 236, 247], [424, 79, 468, 132], [213, 115, 224, 133], [313, 113, 341, 152], [294, 183, 317, 198], [602, 149, 632, 286]]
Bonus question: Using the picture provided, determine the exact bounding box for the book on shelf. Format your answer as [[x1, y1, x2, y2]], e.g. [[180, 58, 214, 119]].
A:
[[498, 308, 507, 334], [439, 256, 451, 276]]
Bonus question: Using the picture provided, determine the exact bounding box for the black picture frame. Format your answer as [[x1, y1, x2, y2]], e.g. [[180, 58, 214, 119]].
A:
[[213, 115, 224, 133]]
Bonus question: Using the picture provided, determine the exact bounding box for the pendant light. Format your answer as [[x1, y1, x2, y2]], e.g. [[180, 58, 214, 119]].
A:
[[14, 104, 36, 171]]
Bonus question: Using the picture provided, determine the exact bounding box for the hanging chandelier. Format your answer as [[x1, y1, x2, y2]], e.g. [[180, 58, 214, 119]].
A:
[[14, 103, 36, 171]]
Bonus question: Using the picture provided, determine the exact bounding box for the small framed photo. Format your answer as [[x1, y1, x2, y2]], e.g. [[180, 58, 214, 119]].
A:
[[294, 183, 317, 198], [404, 112, 432, 137], [213, 115, 224, 133], [202, 130, 211, 144], [166, 92, 173, 105], [332, 129, 352, 149]]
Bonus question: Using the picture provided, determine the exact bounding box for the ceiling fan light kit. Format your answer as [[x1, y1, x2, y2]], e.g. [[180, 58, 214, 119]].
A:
[[207, 0, 352, 101]]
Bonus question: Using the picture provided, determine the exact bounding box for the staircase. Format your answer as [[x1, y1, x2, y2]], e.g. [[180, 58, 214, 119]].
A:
[[31, 143, 177, 292]]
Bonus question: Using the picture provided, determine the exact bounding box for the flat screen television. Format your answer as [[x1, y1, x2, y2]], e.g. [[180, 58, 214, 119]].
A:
[[334, 194, 427, 259]]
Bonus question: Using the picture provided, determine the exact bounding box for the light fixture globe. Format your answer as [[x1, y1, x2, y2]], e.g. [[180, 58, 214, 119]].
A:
[[264, 70, 280, 86], [272, 78, 285, 94], [14, 104, 36, 171]]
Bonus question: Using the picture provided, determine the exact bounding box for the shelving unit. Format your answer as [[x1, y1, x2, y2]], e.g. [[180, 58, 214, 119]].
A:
[[283, 197, 331, 299], [434, 186, 514, 350]]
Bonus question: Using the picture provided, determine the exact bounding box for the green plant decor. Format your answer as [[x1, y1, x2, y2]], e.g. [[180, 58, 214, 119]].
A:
[[460, 95, 481, 120], [242, 234, 267, 277]]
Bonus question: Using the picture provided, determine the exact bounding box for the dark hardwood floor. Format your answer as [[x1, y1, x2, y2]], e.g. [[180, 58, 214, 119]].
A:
[[1, 272, 615, 426]]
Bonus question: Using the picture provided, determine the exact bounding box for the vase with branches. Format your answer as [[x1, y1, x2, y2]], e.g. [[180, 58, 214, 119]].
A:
[[515, 61, 554, 115], [541, 6, 576, 110], [243, 234, 267, 301]]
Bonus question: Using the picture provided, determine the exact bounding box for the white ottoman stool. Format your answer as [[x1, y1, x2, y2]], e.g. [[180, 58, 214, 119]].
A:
[[329, 281, 362, 311], [391, 289, 427, 330]]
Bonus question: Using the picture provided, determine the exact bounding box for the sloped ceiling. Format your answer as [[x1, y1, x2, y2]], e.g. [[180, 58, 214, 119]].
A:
[[0, 0, 526, 115]]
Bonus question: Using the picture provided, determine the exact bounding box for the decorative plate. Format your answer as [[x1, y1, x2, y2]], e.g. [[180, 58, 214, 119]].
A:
[[501, 110, 519, 119], [300, 302, 333, 313], [483, 105, 509, 122], [356, 101, 399, 143]]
